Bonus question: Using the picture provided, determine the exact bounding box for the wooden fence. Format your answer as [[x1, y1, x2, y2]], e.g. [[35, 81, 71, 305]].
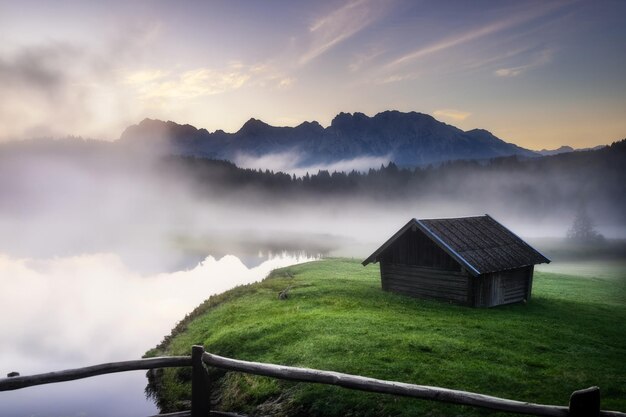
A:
[[1, 345, 624, 417]]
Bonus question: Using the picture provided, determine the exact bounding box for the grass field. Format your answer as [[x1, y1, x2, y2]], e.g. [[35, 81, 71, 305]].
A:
[[145, 258, 626, 416]]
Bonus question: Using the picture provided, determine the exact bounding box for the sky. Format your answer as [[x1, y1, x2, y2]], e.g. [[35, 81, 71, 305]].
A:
[[0, 0, 625, 149]]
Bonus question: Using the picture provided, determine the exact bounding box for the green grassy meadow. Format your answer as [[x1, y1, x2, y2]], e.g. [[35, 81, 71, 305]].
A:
[[146, 258, 626, 416]]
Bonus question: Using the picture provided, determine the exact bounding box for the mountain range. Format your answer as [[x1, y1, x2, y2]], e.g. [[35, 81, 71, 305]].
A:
[[536, 144, 606, 156], [120, 110, 539, 167]]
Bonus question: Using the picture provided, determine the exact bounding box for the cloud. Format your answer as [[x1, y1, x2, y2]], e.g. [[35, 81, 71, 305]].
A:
[[299, 0, 389, 65], [385, 20, 518, 70], [234, 151, 391, 177], [278, 77, 296, 88], [124, 62, 293, 101], [348, 45, 384, 72], [0, 24, 160, 140], [0, 42, 131, 140], [384, 3, 566, 70], [433, 109, 471, 121], [0, 20, 293, 141], [0, 42, 80, 95], [494, 47, 553, 78], [458, 46, 534, 73], [378, 72, 419, 84], [123, 69, 170, 84], [494, 67, 525, 77], [126, 65, 250, 100]]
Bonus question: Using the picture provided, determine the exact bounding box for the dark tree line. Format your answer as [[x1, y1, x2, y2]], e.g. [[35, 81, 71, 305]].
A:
[[164, 139, 624, 202]]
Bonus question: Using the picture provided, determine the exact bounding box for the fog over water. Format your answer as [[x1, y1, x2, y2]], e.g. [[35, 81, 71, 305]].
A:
[[0, 253, 311, 369], [0, 250, 310, 417], [1, 141, 624, 416], [0, 146, 322, 416]]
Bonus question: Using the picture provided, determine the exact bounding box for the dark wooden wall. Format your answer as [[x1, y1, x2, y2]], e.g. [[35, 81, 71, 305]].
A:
[[380, 263, 469, 304], [470, 266, 533, 307], [379, 228, 469, 303], [379, 227, 461, 271]]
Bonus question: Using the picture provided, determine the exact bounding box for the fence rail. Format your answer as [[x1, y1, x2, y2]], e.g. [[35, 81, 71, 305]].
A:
[[202, 351, 623, 417], [0, 356, 190, 391], [1, 345, 624, 417]]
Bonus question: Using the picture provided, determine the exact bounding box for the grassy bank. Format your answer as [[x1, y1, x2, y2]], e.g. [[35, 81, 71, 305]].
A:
[[145, 258, 626, 416]]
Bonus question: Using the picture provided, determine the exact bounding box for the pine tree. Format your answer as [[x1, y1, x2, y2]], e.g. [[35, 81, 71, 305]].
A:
[[567, 202, 604, 243]]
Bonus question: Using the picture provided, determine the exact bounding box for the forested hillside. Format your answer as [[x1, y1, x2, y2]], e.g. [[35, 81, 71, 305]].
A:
[[159, 138, 626, 224]]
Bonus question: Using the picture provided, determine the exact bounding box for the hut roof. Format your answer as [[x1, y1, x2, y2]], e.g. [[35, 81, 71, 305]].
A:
[[362, 215, 550, 276]]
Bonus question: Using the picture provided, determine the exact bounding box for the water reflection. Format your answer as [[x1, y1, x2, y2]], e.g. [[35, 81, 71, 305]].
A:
[[0, 372, 155, 417], [0, 251, 314, 417]]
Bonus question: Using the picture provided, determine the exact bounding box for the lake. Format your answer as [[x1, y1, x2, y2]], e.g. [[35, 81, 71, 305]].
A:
[[0, 251, 314, 417]]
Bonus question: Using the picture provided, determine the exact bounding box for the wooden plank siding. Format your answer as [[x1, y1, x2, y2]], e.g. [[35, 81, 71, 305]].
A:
[[381, 263, 470, 304], [527, 265, 535, 301], [379, 228, 461, 272], [471, 266, 532, 307], [379, 228, 471, 305]]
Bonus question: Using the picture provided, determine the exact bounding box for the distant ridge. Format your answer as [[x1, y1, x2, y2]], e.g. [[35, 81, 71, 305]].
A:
[[536, 144, 606, 156], [120, 110, 539, 167]]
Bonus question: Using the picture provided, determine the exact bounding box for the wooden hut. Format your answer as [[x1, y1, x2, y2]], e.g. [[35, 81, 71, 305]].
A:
[[362, 215, 550, 307]]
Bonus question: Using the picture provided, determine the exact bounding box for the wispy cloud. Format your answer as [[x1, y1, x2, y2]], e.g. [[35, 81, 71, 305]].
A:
[[126, 66, 250, 99], [277, 77, 296, 88], [123, 69, 170, 85], [461, 46, 534, 72], [299, 0, 389, 66], [378, 71, 419, 84], [494, 47, 553, 78], [385, 21, 512, 70], [124, 62, 293, 100], [433, 109, 471, 121], [348, 45, 384, 72], [384, 3, 566, 70], [494, 67, 524, 78]]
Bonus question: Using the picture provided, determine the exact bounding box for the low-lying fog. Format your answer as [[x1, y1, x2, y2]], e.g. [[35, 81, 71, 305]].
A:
[[3, 143, 620, 270], [1, 143, 624, 416]]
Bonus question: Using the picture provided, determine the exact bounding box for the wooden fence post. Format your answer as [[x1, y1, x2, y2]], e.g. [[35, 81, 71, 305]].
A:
[[191, 345, 210, 417], [569, 386, 600, 417]]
